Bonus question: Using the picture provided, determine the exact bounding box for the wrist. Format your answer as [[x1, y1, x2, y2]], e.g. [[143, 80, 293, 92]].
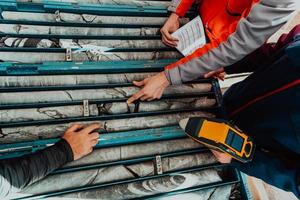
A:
[[160, 72, 170, 87], [170, 13, 179, 21], [58, 138, 74, 162]]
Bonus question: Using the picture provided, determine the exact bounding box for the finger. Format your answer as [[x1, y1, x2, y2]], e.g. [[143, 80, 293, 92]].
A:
[[81, 123, 101, 135], [204, 72, 213, 79], [219, 73, 225, 81], [213, 75, 221, 80], [162, 37, 171, 47], [133, 80, 145, 87], [162, 34, 177, 47], [162, 29, 179, 42], [203, 74, 210, 79], [211, 150, 219, 159], [156, 93, 163, 100], [67, 124, 83, 133], [213, 74, 225, 81], [147, 98, 155, 101], [127, 90, 145, 104], [162, 37, 176, 47], [204, 71, 215, 79], [140, 95, 151, 101], [161, 31, 178, 46], [211, 149, 223, 157], [90, 139, 98, 147], [218, 75, 225, 81], [152, 90, 163, 100], [89, 132, 100, 140]]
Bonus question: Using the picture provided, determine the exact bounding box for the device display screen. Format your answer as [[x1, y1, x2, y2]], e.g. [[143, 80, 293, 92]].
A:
[[225, 129, 244, 152]]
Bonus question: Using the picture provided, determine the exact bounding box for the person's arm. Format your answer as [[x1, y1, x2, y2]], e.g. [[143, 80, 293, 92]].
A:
[[165, 0, 298, 84], [0, 123, 100, 198], [0, 139, 73, 197]]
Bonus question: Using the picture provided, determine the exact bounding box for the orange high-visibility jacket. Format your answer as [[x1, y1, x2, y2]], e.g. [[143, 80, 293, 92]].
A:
[[164, 0, 298, 85]]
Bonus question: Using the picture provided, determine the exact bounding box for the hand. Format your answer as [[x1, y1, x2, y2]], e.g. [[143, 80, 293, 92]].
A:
[[204, 67, 225, 81], [160, 13, 180, 47], [62, 123, 100, 160], [211, 150, 232, 164], [127, 72, 170, 104]]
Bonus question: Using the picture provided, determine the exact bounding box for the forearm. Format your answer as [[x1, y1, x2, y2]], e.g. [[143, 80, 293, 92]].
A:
[[0, 139, 73, 197], [165, 0, 297, 84]]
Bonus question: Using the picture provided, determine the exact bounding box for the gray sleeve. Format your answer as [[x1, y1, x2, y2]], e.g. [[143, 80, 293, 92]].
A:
[[168, 0, 181, 13], [165, 0, 299, 85], [167, 0, 196, 17]]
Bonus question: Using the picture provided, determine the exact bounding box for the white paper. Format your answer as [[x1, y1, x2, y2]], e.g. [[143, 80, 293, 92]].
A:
[[172, 16, 206, 56]]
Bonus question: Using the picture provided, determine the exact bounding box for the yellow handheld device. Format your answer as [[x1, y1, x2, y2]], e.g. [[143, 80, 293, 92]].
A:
[[179, 117, 255, 163]]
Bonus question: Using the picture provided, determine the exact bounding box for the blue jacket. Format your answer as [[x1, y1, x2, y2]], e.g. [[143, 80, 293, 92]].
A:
[[223, 31, 300, 196]]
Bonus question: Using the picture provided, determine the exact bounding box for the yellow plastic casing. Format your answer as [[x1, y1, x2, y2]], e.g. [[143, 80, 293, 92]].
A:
[[197, 119, 252, 160]]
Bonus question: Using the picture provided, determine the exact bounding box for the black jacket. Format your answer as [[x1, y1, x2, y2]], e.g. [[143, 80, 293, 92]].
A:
[[0, 139, 73, 198], [224, 26, 300, 197]]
